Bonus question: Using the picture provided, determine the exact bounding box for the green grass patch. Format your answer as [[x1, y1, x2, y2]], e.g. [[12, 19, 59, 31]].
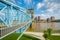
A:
[[1, 33, 20, 40], [20, 34, 40, 40], [50, 35, 60, 40], [1, 33, 40, 40]]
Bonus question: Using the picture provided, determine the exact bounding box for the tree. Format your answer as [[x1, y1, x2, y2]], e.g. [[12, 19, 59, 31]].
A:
[[47, 28, 52, 39], [43, 31, 49, 40], [47, 28, 52, 36], [43, 28, 52, 40]]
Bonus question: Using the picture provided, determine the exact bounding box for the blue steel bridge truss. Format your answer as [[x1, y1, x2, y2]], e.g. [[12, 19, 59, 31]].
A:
[[0, 0, 32, 40]]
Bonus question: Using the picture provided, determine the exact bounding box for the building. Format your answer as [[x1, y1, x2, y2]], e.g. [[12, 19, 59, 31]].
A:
[[46, 18, 50, 22], [50, 16, 55, 22], [37, 16, 40, 22]]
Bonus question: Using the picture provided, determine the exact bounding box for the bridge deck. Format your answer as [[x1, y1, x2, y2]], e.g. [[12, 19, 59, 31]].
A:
[[0, 22, 27, 39]]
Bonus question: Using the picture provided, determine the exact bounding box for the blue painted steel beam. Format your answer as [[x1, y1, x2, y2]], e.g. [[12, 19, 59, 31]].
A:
[[0, 0, 20, 10]]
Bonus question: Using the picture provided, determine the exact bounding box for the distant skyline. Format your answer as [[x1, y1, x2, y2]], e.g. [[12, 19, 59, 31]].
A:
[[0, 0, 60, 19]]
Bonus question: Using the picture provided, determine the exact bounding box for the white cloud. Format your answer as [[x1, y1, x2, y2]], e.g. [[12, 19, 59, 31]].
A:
[[46, 3, 60, 13], [46, 2, 54, 8], [35, 0, 60, 19], [47, 8, 53, 12], [34, 14, 49, 19], [41, 14, 46, 16], [40, 14, 50, 19], [41, 11, 44, 13], [24, 0, 32, 5], [37, 3, 44, 10], [35, 13, 60, 19], [44, 0, 48, 2]]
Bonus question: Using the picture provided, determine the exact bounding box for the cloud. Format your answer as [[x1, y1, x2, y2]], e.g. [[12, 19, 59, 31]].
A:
[[41, 14, 46, 16], [44, 0, 48, 2], [35, 0, 60, 19], [46, 3, 60, 13], [47, 8, 53, 13], [24, 0, 32, 5], [37, 3, 44, 10], [34, 14, 50, 19], [35, 14, 47, 17], [50, 0, 60, 3]]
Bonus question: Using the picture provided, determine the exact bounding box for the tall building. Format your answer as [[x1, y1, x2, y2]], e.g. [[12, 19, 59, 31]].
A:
[[50, 16, 55, 22], [37, 16, 40, 22], [38, 16, 40, 21], [47, 18, 50, 22]]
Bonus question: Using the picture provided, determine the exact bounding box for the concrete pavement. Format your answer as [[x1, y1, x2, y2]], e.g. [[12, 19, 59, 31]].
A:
[[24, 32, 60, 40], [24, 32, 45, 40]]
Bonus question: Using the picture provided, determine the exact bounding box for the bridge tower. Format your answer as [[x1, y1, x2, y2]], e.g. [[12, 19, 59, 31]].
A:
[[26, 8, 34, 20], [26, 8, 35, 29]]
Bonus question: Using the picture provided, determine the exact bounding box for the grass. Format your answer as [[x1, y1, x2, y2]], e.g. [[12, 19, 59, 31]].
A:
[[20, 34, 40, 40], [1, 33, 60, 40], [50, 35, 60, 40], [1, 33, 40, 40], [1, 33, 20, 40]]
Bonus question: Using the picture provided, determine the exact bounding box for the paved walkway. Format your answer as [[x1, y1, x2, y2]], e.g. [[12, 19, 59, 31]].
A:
[[24, 32, 45, 40], [52, 33, 60, 36], [24, 32, 60, 40]]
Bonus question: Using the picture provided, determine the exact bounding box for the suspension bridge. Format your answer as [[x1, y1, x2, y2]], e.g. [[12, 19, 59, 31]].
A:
[[0, 0, 33, 40]]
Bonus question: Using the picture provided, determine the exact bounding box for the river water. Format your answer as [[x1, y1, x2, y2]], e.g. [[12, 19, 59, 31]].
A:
[[28, 22, 60, 32]]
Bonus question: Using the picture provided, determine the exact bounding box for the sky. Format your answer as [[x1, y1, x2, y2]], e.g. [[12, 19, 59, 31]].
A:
[[0, 0, 60, 19]]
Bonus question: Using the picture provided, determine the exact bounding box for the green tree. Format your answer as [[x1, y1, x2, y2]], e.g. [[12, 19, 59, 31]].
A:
[[47, 28, 52, 36], [43, 31, 49, 40], [47, 28, 52, 39], [43, 28, 52, 40]]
